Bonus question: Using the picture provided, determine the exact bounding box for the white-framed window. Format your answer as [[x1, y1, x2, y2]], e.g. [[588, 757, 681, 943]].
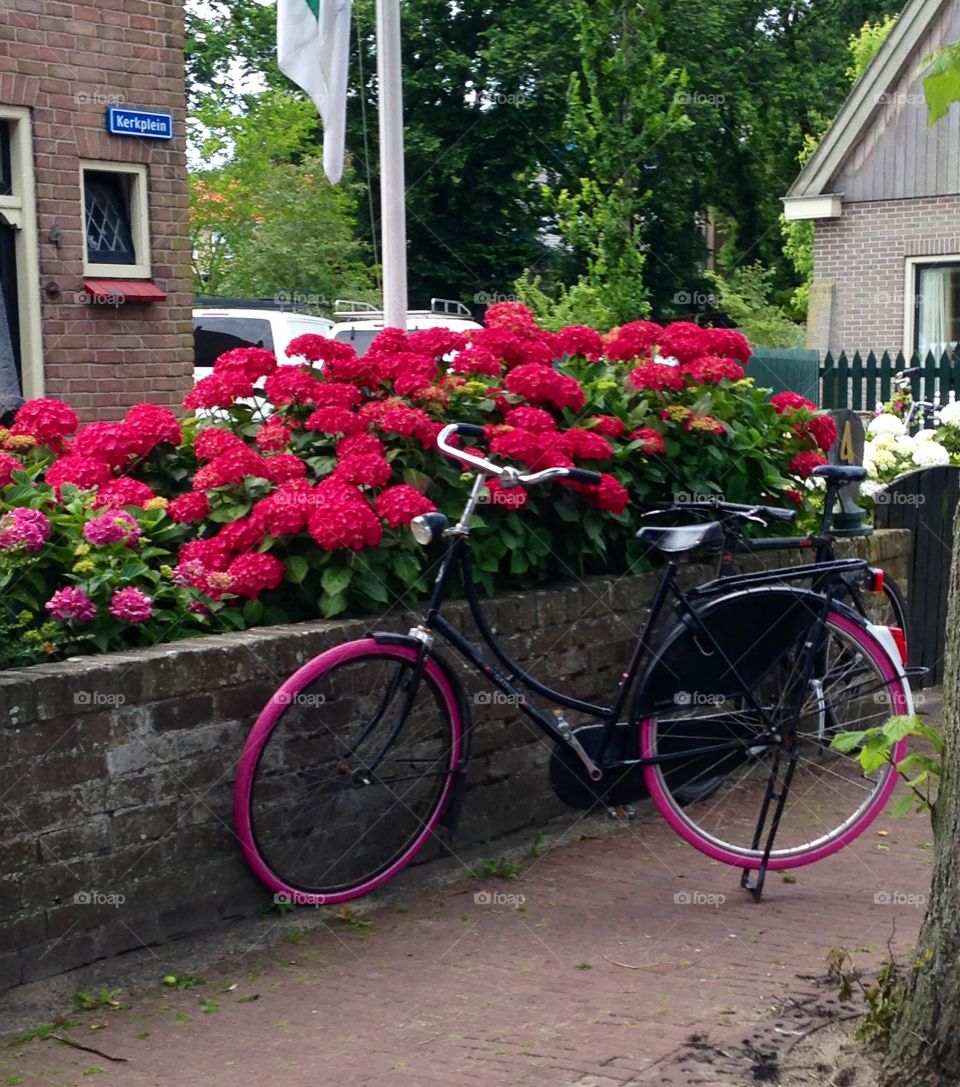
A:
[[80, 161, 151, 278], [0, 105, 43, 401], [904, 255, 960, 358]]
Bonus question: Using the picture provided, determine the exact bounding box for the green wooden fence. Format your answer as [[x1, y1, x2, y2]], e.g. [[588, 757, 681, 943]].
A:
[[820, 349, 960, 411], [745, 348, 822, 404]]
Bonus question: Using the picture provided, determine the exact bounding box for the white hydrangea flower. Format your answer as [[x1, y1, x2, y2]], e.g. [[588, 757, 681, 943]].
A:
[[873, 448, 898, 471], [871, 431, 899, 449], [912, 441, 950, 467], [938, 400, 960, 427], [914, 428, 939, 444], [894, 433, 917, 457], [861, 480, 883, 499], [867, 413, 906, 437]]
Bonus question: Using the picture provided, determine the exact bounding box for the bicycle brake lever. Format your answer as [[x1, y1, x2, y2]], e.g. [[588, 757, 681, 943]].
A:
[[738, 512, 767, 527]]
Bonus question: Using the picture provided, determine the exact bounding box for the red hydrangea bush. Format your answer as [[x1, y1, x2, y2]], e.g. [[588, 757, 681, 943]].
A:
[[0, 303, 835, 668]]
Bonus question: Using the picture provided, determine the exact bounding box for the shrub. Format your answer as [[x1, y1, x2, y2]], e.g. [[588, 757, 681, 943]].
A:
[[0, 305, 833, 669]]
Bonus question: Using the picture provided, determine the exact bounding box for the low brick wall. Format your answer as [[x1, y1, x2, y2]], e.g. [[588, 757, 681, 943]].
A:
[[0, 531, 910, 992]]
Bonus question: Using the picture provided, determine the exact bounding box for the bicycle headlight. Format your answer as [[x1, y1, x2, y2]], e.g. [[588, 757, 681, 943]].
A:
[[410, 512, 448, 545]]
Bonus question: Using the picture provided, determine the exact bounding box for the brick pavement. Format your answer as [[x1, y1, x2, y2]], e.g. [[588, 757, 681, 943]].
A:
[[0, 765, 934, 1087]]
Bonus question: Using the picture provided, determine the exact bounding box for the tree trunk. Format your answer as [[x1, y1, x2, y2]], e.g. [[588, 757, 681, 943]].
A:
[[882, 504, 960, 1085]]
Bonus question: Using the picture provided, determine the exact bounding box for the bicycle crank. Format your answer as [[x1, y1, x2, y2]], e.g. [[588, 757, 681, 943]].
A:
[[556, 717, 603, 781]]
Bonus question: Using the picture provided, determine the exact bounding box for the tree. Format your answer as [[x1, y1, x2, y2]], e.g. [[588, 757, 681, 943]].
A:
[[190, 90, 374, 303], [704, 263, 805, 348], [518, 0, 691, 325], [184, 1, 910, 319], [877, 48, 960, 1087], [656, 1, 905, 295], [346, 0, 579, 306]]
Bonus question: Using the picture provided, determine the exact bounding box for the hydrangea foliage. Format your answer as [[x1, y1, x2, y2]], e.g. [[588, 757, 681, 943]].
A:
[[0, 304, 834, 667]]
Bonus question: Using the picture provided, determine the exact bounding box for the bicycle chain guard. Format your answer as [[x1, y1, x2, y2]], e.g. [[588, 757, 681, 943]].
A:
[[548, 723, 649, 810]]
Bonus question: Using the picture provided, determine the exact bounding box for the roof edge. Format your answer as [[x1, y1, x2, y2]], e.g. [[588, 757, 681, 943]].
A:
[[787, 0, 950, 198]]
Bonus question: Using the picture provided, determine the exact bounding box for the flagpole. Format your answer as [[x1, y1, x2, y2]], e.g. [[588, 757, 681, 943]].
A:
[[375, 0, 408, 329]]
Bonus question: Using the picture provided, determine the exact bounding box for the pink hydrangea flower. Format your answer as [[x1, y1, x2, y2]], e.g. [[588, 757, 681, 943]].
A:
[[108, 587, 153, 623], [83, 509, 142, 547], [45, 586, 97, 622], [0, 507, 52, 553]]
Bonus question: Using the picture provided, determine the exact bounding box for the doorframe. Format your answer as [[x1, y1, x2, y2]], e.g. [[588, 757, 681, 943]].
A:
[[0, 105, 43, 398]]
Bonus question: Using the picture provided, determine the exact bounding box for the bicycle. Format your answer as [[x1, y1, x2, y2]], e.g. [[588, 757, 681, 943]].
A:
[[890, 366, 946, 433], [234, 424, 914, 906], [643, 463, 910, 656]]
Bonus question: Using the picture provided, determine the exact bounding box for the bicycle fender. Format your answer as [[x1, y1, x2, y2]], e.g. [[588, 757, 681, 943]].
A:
[[865, 622, 915, 715], [367, 631, 473, 834]]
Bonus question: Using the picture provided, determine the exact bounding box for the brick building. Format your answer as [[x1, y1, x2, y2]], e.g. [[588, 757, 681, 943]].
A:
[[0, 0, 192, 421], [783, 0, 960, 358]]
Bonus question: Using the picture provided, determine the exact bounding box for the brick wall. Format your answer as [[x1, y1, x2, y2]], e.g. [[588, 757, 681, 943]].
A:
[[0, 0, 192, 417], [0, 532, 910, 994], [810, 195, 960, 355]]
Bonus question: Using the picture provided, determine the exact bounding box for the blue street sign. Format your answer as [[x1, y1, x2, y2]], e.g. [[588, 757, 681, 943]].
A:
[[105, 107, 173, 140]]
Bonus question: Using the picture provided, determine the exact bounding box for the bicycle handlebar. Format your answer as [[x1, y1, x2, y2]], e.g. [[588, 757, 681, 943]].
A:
[[436, 423, 603, 487], [642, 497, 797, 524]]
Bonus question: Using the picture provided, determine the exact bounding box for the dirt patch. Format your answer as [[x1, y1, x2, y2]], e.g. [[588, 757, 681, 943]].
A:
[[649, 987, 884, 1086]]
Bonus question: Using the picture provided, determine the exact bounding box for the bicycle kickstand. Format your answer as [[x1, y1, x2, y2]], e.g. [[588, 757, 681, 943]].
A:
[[740, 751, 799, 903]]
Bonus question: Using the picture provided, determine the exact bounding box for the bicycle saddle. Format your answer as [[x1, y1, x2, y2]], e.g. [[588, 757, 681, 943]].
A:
[[811, 464, 867, 484], [635, 521, 723, 554]]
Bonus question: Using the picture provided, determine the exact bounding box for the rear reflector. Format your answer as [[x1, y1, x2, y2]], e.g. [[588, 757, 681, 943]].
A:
[[888, 626, 908, 665], [867, 567, 884, 593]]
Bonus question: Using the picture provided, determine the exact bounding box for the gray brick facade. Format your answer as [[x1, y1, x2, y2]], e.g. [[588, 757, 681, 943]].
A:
[[809, 196, 960, 356]]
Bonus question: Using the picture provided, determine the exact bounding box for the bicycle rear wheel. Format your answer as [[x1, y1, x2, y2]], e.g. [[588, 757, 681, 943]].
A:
[[234, 639, 463, 904], [640, 606, 909, 869]]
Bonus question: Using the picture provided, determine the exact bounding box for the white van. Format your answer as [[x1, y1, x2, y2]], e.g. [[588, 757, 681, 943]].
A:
[[193, 304, 335, 382], [329, 299, 481, 356]]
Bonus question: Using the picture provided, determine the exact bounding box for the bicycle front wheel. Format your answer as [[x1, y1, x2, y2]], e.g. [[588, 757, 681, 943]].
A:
[[234, 639, 463, 904], [639, 607, 909, 869]]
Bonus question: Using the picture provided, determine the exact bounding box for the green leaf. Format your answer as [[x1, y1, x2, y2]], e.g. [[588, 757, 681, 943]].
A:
[[321, 566, 353, 596], [890, 793, 916, 819], [923, 42, 960, 126], [881, 714, 921, 743], [402, 468, 432, 493], [554, 499, 583, 523], [242, 599, 264, 624], [218, 608, 248, 630], [858, 739, 889, 774], [319, 592, 347, 618], [207, 503, 250, 524], [510, 550, 529, 575], [392, 553, 421, 584], [357, 578, 389, 604], [830, 730, 867, 753], [285, 556, 310, 585], [584, 518, 605, 543]]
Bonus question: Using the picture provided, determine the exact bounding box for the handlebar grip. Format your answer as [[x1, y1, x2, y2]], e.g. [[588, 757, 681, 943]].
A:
[[455, 423, 486, 438], [566, 468, 603, 485], [759, 505, 797, 523]]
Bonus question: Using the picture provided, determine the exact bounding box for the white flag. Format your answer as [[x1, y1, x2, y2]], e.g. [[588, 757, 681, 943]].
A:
[[277, 0, 352, 184]]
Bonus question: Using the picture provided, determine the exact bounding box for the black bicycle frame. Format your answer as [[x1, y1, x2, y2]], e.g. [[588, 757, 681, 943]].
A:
[[410, 535, 854, 772]]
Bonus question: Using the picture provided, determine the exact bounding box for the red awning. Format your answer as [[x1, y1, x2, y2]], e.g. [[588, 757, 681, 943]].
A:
[[82, 279, 167, 303]]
